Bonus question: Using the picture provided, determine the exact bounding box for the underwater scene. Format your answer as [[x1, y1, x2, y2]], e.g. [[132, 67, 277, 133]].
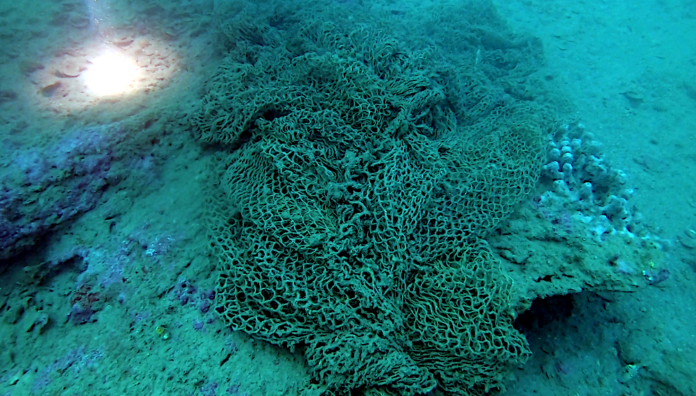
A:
[[0, 0, 694, 395]]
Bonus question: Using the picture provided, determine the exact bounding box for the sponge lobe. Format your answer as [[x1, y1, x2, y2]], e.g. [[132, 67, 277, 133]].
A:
[[198, 2, 553, 395]]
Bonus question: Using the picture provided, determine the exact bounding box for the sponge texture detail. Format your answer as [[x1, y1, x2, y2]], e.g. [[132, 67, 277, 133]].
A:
[[199, 2, 553, 394]]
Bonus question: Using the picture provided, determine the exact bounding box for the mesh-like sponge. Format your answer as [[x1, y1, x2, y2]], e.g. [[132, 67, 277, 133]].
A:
[[200, 3, 551, 395]]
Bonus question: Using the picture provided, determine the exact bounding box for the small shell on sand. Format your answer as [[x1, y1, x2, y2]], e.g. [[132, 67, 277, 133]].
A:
[[678, 228, 696, 249], [113, 38, 135, 48], [55, 59, 84, 78], [41, 81, 62, 97]]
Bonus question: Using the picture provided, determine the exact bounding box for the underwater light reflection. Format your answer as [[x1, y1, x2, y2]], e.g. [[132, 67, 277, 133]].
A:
[[83, 52, 141, 97]]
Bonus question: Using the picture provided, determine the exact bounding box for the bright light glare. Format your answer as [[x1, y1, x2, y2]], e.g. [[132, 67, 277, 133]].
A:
[[83, 53, 140, 96]]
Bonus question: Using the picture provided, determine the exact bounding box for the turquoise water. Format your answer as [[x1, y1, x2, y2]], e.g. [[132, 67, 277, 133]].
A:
[[0, 1, 694, 395]]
